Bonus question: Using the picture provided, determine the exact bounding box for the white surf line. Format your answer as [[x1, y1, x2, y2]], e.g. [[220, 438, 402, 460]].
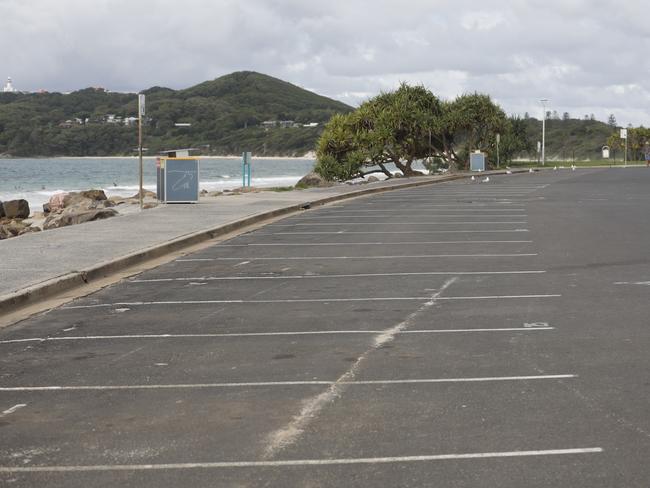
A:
[[131, 270, 546, 283], [0, 448, 603, 472], [177, 253, 538, 262], [216, 240, 534, 247], [0, 328, 555, 345], [0, 404, 27, 417], [62, 294, 561, 310]]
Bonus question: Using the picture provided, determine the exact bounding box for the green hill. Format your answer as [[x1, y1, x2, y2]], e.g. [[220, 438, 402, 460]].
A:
[[520, 117, 619, 161], [0, 71, 353, 157]]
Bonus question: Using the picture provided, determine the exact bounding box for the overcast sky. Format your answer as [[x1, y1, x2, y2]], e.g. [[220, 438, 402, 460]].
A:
[[1, 0, 648, 125]]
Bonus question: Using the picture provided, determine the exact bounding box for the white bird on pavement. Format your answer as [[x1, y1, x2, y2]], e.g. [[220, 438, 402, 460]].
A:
[[471, 175, 475, 181], [553, 166, 558, 170], [481, 176, 490, 183], [506, 170, 512, 174], [571, 164, 576, 171], [529, 168, 534, 173]]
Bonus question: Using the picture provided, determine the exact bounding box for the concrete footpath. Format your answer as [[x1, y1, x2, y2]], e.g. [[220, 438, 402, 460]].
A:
[[3, 172, 510, 317]]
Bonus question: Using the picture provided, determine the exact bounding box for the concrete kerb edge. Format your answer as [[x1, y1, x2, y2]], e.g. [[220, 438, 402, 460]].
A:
[[0, 170, 519, 317]]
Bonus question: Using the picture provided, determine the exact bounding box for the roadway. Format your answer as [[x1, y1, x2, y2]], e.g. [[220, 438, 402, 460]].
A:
[[1, 168, 649, 487]]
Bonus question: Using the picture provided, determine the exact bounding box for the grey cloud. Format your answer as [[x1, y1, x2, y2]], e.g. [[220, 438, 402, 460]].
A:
[[0, 0, 648, 125]]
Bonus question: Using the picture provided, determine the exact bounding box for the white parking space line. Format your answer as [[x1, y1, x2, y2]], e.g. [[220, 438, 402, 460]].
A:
[[216, 240, 533, 247], [319, 210, 528, 213], [0, 375, 576, 392], [265, 230, 529, 235], [131, 270, 546, 283], [62, 294, 561, 309], [176, 253, 537, 262], [340, 205, 527, 209], [0, 447, 603, 472], [0, 404, 27, 417], [270, 222, 528, 226], [0, 327, 555, 344]]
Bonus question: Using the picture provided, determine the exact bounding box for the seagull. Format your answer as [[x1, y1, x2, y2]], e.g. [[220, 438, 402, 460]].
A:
[[471, 175, 475, 181], [571, 164, 576, 171], [506, 170, 512, 174], [553, 166, 558, 170], [481, 176, 490, 183], [529, 168, 534, 173]]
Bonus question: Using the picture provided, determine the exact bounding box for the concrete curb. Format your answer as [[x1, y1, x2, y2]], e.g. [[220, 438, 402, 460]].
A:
[[0, 170, 523, 316]]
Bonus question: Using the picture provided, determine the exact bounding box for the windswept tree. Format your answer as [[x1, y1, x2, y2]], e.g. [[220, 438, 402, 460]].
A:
[[441, 93, 508, 169], [315, 85, 514, 179], [315, 83, 444, 180]]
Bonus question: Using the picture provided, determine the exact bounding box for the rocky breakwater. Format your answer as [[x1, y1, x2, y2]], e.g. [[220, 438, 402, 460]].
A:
[[0, 199, 41, 239]]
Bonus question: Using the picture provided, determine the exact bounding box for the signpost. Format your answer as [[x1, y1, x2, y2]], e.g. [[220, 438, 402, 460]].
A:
[[620, 128, 628, 166], [496, 133, 500, 168], [242, 152, 252, 187], [138, 94, 145, 209]]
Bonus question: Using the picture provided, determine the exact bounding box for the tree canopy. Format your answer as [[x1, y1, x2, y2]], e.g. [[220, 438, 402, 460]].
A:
[[315, 84, 514, 180]]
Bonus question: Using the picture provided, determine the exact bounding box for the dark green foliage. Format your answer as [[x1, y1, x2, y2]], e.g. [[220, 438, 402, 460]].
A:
[[315, 84, 443, 180], [0, 71, 352, 157]]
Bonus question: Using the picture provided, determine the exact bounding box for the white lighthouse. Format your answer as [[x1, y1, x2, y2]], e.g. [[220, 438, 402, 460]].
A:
[[3, 77, 17, 93]]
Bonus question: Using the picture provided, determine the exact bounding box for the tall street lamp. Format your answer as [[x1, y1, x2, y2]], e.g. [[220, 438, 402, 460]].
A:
[[540, 99, 549, 166]]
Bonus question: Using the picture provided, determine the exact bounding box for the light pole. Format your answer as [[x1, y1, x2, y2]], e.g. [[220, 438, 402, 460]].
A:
[[540, 99, 548, 166]]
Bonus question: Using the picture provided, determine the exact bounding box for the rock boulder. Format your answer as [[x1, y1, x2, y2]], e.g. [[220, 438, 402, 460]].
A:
[[296, 172, 330, 188], [43, 208, 118, 230], [3, 199, 30, 219], [0, 201, 4, 218]]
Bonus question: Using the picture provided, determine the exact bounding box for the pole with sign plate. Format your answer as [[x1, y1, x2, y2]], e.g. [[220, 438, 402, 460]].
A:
[[138, 94, 145, 209], [496, 133, 500, 168], [620, 128, 627, 166]]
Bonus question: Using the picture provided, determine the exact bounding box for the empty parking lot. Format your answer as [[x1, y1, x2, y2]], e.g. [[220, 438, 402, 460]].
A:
[[1, 168, 649, 487]]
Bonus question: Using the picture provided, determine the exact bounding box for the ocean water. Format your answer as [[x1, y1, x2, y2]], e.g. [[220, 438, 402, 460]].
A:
[[0, 157, 316, 210]]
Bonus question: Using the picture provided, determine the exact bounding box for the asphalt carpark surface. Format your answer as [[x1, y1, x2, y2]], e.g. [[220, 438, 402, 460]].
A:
[[1, 168, 650, 487]]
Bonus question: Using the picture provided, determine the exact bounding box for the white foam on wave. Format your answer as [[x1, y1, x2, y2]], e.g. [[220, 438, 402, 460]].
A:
[[1, 175, 304, 211]]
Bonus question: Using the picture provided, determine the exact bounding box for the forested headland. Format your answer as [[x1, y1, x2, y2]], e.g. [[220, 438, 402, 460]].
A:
[[0, 71, 352, 157]]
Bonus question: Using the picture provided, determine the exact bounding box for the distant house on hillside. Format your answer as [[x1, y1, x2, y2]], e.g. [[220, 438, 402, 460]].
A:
[[262, 120, 278, 128]]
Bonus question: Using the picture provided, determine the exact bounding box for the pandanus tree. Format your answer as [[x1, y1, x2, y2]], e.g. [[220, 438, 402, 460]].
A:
[[315, 85, 513, 179], [315, 83, 444, 180]]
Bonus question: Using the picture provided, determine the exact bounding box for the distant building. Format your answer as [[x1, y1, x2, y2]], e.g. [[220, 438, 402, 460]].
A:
[[3, 77, 17, 93], [303, 122, 319, 128], [262, 120, 278, 128]]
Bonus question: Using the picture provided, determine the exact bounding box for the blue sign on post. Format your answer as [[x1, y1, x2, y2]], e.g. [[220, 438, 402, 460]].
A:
[[242, 151, 252, 187]]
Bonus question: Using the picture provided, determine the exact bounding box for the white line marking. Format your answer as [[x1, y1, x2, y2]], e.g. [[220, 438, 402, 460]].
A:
[[131, 270, 546, 283], [300, 214, 529, 218], [62, 295, 562, 309], [0, 376, 576, 392], [0, 327, 554, 344], [266, 230, 530, 235], [261, 277, 458, 458], [0, 448, 603, 472], [177, 253, 538, 262], [272, 222, 528, 226], [614, 281, 650, 286], [217, 240, 534, 247], [0, 404, 27, 417]]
